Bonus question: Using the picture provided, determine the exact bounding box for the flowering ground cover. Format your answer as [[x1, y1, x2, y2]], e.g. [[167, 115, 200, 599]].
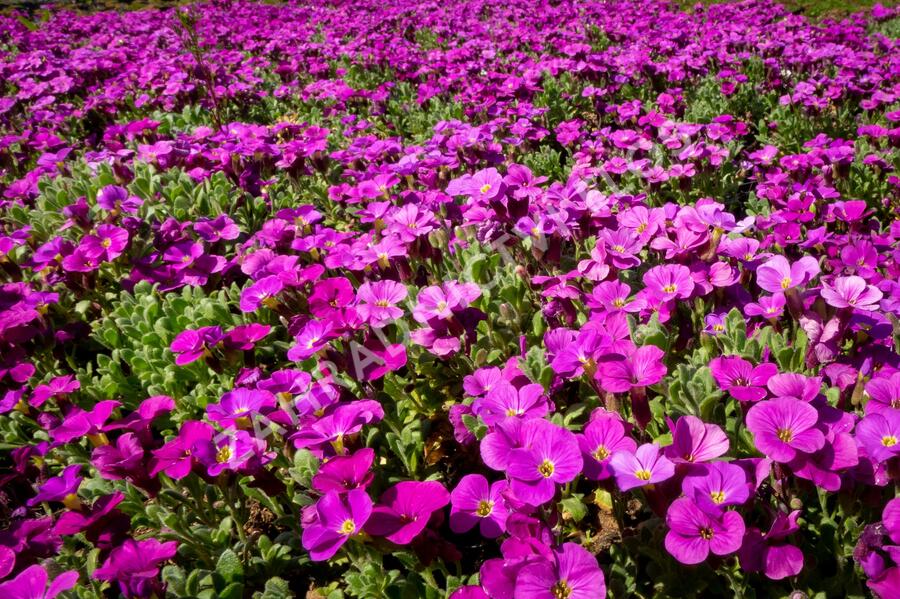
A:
[[1, 0, 899, 596]]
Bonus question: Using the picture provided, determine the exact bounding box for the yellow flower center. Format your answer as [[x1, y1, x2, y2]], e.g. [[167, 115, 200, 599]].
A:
[[480, 184, 492, 194], [634, 469, 652, 481], [593, 445, 610, 461], [777, 428, 793, 443], [662, 284, 677, 294], [216, 445, 232, 463], [613, 244, 625, 253], [710, 491, 726, 504], [780, 277, 792, 289], [699, 527, 714, 540], [102, 238, 112, 248], [476, 500, 494, 517], [339, 519, 355, 535], [552, 580, 573, 599], [613, 298, 625, 308], [882, 436, 898, 448], [375, 299, 390, 307], [538, 459, 555, 478]]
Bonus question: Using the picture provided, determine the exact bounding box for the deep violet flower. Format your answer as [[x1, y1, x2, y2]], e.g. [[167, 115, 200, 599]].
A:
[[515, 542, 606, 599], [664, 497, 745, 565], [239, 275, 284, 312], [609, 443, 675, 491], [820, 276, 884, 311], [506, 419, 583, 505], [92, 538, 177, 598], [0, 564, 78, 599], [169, 326, 224, 365], [664, 415, 729, 464], [450, 474, 510, 538], [709, 356, 778, 402], [756, 255, 820, 292], [302, 489, 373, 561], [364, 481, 450, 544], [738, 511, 804, 580], [577, 413, 637, 480], [745, 398, 825, 462], [206, 388, 276, 429], [866, 373, 900, 414]]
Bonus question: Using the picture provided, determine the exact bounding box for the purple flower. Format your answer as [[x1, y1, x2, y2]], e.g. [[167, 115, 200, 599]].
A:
[[51, 400, 120, 444], [609, 443, 675, 491], [287, 319, 335, 361], [515, 543, 606, 599], [709, 356, 777, 402], [664, 497, 745, 565], [0, 564, 78, 599], [169, 326, 224, 365], [302, 489, 373, 561], [865, 373, 900, 414], [642, 264, 694, 301], [83, 225, 129, 261], [197, 430, 273, 477], [473, 382, 550, 425], [597, 344, 667, 393], [506, 420, 582, 505], [738, 511, 804, 580], [766, 373, 821, 402], [26, 464, 82, 507], [356, 280, 407, 327], [239, 275, 284, 312], [364, 481, 450, 544], [820, 275, 883, 310], [681, 461, 750, 511], [756, 255, 820, 292], [312, 448, 375, 494], [856, 410, 900, 463], [577, 413, 637, 481], [206, 388, 276, 429], [97, 185, 142, 213], [92, 538, 177, 598], [744, 293, 787, 319], [149, 420, 215, 480], [745, 398, 825, 462], [664, 415, 729, 464], [450, 474, 509, 538]]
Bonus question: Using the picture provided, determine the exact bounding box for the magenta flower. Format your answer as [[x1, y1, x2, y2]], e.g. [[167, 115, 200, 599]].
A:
[[506, 420, 582, 505], [597, 344, 667, 393], [664, 497, 745, 565], [766, 373, 821, 402], [92, 538, 177, 598], [664, 415, 729, 463], [709, 356, 778, 402], [738, 511, 804, 580], [239, 275, 284, 312], [756, 255, 820, 292], [745, 398, 825, 462], [302, 489, 373, 561], [0, 564, 78, 599], [206, 388, 276, 429], [744, 293, 786, 319], [169, 326, 224, 365], [287, 319, 335, 361], [97, 185, 141, 213], [550, 328, 606, 379], [820, 275, 883, 310], [51, 400, 120, 444], [356, 280, 407, 327], [223, 323, 271, 350], [856, 411, 900, 463], [312, 448, 375, 494], [515, 543, 606, 599], [609, 443, 675, 491], [463, 367, 503, 397], [291, 400, 384, 456], [642, 264, 694, 301], [83, 225, 129, 261], [364, 481, 450, 544], [473, 382, 550, 425], [681, 461, 750, 511], [27, 464, 82, 507], [197, 430, 273, 477], [577, 413, 637, 480], [450, 474, 509, 538], [149, 420, 215, 480]]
